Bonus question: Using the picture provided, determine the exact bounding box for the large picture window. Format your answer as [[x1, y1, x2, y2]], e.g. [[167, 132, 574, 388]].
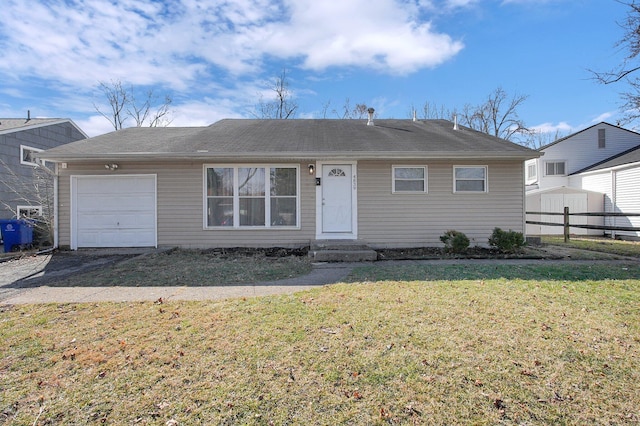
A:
[[205, 165, 298, 228], [454, 166, 487, 193], [392, 166, 427, 193]]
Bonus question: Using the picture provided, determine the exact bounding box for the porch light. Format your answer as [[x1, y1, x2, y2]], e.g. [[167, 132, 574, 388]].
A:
[[308, 164, 315, 175]]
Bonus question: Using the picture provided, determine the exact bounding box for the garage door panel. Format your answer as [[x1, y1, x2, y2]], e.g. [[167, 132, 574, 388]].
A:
[[72, 175, 157, 249]]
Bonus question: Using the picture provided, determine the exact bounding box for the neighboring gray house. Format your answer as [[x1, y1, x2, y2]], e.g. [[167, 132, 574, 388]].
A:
[[40, 119, 539, 250], [0, 114, 87, 221], [525, 122, 640, 237]]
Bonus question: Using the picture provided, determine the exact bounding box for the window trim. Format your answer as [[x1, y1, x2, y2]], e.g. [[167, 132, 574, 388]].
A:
[[544, 160, 567, 176], [20, 145, 43, 166], [526, 162, 537, 181], [392, 165, 428, 194], [203, 164, 300, 230], [453, 165, 488, 193]]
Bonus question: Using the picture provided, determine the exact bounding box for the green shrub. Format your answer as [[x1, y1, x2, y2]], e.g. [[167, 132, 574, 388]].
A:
[[440, 230, 470, 254], [488, 227, 526, 253]]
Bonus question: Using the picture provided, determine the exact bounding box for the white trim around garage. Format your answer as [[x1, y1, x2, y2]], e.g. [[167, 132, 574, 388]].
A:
[[70, 174, 157, 250]]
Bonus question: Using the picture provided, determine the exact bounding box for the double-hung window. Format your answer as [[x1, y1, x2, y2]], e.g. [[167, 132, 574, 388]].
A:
[[392, 166, 427, 193], [454, 166, 487, 193], [205, 165, 298, 228], [545, 161, 566, 176]]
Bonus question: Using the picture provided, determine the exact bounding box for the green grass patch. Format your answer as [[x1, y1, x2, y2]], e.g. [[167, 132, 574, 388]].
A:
[[346, 263, 640, 282], [2, 264, 639, 424], [543, 236, 640, 258]]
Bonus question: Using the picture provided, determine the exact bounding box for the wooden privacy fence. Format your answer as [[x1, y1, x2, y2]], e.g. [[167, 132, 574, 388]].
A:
[[526, 207, 640, 242]]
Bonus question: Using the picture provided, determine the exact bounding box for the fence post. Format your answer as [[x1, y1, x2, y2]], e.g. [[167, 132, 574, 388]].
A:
[[564, 206, 570, 243]]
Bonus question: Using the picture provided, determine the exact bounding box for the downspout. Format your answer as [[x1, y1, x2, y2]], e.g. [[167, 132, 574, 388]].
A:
[[53, 164, 59, 248], [611, 170, 617, 239]]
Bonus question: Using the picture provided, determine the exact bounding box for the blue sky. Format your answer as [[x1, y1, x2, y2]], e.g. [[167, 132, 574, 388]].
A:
[[0, 0, 631, 138]]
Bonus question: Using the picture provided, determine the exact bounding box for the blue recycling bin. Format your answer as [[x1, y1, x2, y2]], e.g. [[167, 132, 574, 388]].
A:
[[0, 219, 34, 253]]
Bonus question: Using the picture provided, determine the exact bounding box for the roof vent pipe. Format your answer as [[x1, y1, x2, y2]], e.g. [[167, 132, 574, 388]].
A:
[[453, 114, 459, 130], [367, 107, 375, 126], [412, 110, 417, 122], [27, 110, 31, 121]]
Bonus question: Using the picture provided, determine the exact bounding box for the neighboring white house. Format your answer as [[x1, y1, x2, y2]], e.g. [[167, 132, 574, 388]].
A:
[[525, 122, 640, 238], [569, 145, 640, 239]]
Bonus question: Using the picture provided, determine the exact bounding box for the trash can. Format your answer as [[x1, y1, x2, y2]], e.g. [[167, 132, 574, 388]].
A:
[[0, 219, 34, 253]]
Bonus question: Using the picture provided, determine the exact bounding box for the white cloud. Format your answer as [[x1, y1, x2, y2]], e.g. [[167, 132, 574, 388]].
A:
[[591, 112, 615, 123], [0, 0, 463, 90], [531, 121, 573, 134]]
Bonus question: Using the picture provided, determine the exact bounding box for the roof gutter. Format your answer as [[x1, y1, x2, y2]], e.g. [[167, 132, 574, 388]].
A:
[[39, 150, 541, 162]]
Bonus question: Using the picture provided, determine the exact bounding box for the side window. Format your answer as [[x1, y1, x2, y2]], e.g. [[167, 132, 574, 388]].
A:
[[598, 128, 606, 149], [454, 166, 487, 193], [20, 145, 43, 166], [18, 206, 43, 218], [545, 161, 566, 176], [392, 166, 427, 193], [527, 163, 537, 180]]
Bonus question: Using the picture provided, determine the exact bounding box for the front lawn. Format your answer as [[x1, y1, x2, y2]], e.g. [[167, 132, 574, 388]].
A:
[[542, 235, 640, 258], [2, 264, 639, 425]]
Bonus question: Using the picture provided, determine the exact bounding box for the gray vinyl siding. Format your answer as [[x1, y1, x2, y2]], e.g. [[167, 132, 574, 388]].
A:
[[357, 160, 525, 248], [0, 122, 85, 219], [57, 161, 316, 249]]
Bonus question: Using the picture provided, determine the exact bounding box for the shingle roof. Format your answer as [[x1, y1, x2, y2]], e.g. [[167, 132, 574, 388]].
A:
[[40, 119, 540, 161], [571, 144, 640, 174], [0, 117, 88, 137]]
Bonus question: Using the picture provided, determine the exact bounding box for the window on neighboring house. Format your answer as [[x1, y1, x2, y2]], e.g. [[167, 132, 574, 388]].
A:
[[598, 128, 606, 148], [545, 161, 566, 176], [205, 165, 299, 228], [18, 206, 42, 218], [527, 163, 537, 180], [453, 166, 487, 193], [392, 166, 427, 193], [20, 145, 43, 166]]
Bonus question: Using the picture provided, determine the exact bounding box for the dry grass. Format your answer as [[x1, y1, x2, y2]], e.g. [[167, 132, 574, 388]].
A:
[[2, 264, 639, 425], [48, 248, 313, 287]]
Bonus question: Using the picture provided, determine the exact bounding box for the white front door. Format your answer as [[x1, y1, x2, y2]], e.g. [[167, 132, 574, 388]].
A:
[[321, 164, 354, 234]]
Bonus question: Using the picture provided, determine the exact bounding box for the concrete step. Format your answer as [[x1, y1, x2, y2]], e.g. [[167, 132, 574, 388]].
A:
[[309, 240, 378, 262]]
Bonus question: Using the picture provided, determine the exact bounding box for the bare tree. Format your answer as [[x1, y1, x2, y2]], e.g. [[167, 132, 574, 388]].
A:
[[0, 158, 55, 246], [590, 2, 640, 125], [94, 79, 173, 130], [332, 98, 369, 119], [457, 87, 532, 142], [255, 68, 298, 119], [522, 129, 568, 149], [418, 101, 453, 120], [591, 1, 640, 85]]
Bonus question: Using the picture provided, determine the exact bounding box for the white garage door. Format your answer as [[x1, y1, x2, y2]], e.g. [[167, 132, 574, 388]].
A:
[[71, 175, 157, 249]]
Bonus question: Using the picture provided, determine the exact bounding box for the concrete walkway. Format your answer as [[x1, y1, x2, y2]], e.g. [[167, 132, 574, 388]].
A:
[[1, 249, 636, 304]]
